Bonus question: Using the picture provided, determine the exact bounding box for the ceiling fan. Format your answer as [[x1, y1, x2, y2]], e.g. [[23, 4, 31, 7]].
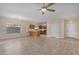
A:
[[37, 3, 55, 15]]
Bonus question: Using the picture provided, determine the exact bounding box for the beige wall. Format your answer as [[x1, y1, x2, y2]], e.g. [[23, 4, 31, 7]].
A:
[[0, 16, 34, 39], [47, 19, 59, 38], [47, 18, 79, 39], [76, 20, 79, 39], [47, 19, 64, 38], [59, 19, 65, 38]]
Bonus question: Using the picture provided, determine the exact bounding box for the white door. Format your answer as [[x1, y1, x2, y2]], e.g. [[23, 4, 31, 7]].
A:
[[66, 23, 76, 37]]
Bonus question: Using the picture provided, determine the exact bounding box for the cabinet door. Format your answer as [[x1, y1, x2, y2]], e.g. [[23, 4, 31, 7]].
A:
[[29, 24, 35, 29]]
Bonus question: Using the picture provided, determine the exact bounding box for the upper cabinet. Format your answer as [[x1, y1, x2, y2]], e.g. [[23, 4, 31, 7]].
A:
[[29, 24, 35, 29]]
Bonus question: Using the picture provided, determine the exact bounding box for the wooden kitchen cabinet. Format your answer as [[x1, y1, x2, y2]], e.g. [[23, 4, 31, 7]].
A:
[[29, 24, 47, 37], [29, 24, 35, 29], [29, 31, 40, 37]]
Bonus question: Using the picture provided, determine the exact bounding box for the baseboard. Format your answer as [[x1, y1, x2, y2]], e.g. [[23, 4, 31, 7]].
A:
[[0, 33, 28, 40], [47, 37, 64, 39], [64, 37, 79, 40]]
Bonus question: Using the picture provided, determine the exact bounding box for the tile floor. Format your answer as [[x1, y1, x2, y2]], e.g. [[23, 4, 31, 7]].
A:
[[0, 37, 79, 55]]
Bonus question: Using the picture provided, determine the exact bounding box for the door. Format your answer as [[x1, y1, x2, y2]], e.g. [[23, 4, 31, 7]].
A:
[[65, 21, 76, 37]]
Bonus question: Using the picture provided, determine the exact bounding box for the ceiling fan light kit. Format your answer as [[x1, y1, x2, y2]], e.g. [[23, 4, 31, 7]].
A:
[[41, 8, 47, 12]]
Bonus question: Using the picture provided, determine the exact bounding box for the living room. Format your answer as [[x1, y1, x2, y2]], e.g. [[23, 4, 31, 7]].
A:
[[0, 3, 79, 55]]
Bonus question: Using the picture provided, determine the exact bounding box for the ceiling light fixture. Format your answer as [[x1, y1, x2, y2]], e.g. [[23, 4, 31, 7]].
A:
[[41, 8, 47, 12]]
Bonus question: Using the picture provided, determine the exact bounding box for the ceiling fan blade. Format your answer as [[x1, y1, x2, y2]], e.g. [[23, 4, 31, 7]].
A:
[[46, 3, 55, 8], [47, 9, 55, 12]]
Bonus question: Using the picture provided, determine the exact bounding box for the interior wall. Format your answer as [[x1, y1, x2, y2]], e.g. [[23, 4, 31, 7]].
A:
[[59, 19, 65, 38], [0, 16, 34, 39], [47, 18, 79, 39], [64, 19, 79, 39], [47, 19, 59, 38], [47, 19, 64, 38]]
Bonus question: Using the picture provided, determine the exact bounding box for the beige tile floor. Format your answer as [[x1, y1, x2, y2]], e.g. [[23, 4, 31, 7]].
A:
[[0, 37, 79, 55]]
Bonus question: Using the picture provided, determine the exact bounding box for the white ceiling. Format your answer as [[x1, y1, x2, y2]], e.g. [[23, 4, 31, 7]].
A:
[[0, 3, 79, 23]]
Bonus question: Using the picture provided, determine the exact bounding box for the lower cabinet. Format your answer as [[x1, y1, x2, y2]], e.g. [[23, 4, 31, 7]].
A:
[[29, 31, 40, 37]]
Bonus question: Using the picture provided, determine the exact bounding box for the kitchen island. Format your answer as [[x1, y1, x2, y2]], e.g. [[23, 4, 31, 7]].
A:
[[29, 29, 40, 37]]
